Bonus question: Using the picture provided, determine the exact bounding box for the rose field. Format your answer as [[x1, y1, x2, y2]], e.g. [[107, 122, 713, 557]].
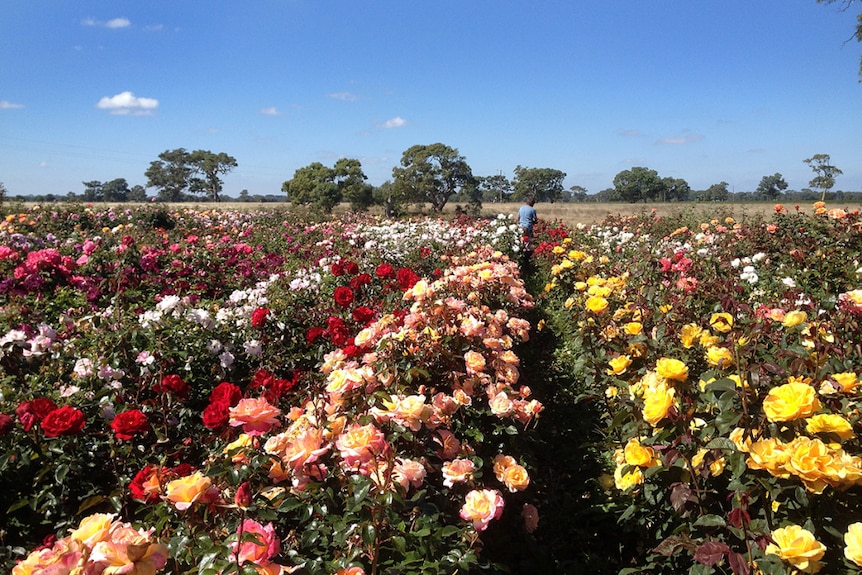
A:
[[3, 203, 862, 575]]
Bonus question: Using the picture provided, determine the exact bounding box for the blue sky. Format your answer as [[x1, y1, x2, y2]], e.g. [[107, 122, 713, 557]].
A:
[[2, 1, 860, 198]]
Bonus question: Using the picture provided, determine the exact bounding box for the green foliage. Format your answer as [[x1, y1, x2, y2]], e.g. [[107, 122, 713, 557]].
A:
[[392, 143, 476, 212]]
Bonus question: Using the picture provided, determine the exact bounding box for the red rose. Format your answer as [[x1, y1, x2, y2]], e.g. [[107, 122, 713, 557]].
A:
[[333, 286, 355, 308], [129, 465, 162, 502], [375, 263, 395, 279], [352, 306, 375, 324], [349, 273, 372, 290], [16, 398, 57, 432], [0, 413, 13, 435], [306, 326, 325, 345], [40, 406, 86, 437], [210, 382, 242, 406], [250, 368, 276, 390], [330, 262, 345, 276], [396, 268, 421, 290], [235, 481, 253, 508], [344, 260, 359, 275], [251, 307, 269, 328], [154, 374, 189, 399], [202, 401, 230, 430], [111, 409, 150, 441]]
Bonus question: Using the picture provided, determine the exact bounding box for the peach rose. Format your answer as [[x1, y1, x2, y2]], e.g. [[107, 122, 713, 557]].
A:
[[464, 350, 487, 374], [442, 458, 476, 487], [229, 397, 282, 436], [336, 423, 390, 471], [70, 512, 115, 547], [165, 471, 215, 510], [89, 522, 168, 575], [459, 489, 504, 531]]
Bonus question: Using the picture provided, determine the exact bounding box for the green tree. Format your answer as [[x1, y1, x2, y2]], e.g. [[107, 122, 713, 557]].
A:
[[569, 185, 589, 202], [334, 158, 373, 211], [82, 180, 103, 202], [391, 143, 475, 212], [613, 167, 666, 203], [127, 185, 147, 202], [804, 153, 843, 201], [145, 148, 194, 202], [698, 181, 731, 202], [661, 177, 691, 202], [373, 180, 409, 218], [512, 166, 567, 203], [817, 0, 862, 77], [102, 178, 130, 202], [188, 151, 237, 202], [756, 173, 789, 200], [478, 174, 513, 203], [0, 181, 7, 205], [282, 162, 340, 213]]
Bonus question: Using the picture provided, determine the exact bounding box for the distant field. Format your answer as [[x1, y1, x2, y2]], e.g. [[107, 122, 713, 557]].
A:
[[12, 199, 859, 227]]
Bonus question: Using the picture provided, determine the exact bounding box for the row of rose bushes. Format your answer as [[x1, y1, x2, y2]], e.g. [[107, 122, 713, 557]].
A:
[[529, 203, 862, 574], [0, 206, 540, 574]]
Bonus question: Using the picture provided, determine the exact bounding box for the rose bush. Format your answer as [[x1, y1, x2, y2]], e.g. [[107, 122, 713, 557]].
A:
[[0, 206, 539, 574], [530, 203, 862, 574]]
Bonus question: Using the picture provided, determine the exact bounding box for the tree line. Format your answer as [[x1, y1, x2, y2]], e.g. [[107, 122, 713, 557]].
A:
[[3, 146, 853, 210]]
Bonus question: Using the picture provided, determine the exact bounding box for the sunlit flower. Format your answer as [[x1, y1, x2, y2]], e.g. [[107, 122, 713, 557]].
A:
[[655, 358, 688, 382], [709, 312, 733, 333], [459, 489, 504, 531], [805, 413, 855, 440], [844, 523, 862, 566], [229, 397, 282, 436], [763, 381, 821, 422], [765, 524, 825, 573]]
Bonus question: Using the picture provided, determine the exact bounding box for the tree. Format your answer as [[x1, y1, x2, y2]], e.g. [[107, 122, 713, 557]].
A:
[[661, 177, 691, 202], [0, 181, 7, 205], [756, 173, 789, 200], [512, 166, 567, 203], [145, 148, 237, 202], [82, 180, 104, 202], [698, 181, 731, 202], [102, 178, 130, 202], [391, 143, 475, 212], [817, 0, 862, 77], [569, 185, 589, 202], [613, 167, 666, 203], [146, 148, 194, 202], [188, 151, 237, 202], [804, 153, 843, 201], [282, 162, 341, 213], [334, 158, 373, 211], [477, 174, 513, 203], [128, 185, 148, 202]]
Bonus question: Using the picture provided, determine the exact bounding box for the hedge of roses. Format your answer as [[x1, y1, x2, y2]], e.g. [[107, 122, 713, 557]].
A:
[[0, 206, 544, 574], [530, 202, 862, 574]]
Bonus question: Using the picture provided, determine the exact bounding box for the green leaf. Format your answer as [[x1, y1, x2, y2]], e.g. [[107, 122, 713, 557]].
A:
[[694, 514, 727, 528], [76, 495, 106, 514]]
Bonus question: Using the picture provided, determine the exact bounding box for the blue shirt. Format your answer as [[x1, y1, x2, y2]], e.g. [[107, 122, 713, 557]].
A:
[[518, 204, 537, 231]]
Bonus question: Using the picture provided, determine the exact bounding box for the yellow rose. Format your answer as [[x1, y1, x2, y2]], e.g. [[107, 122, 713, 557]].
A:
[[642, 379, 676, 426], [785, 437, 835, 494], [763, 382, 821, 422], [607, 355, 633, 376], [613, 464, 644, 491], [845, 523, 862, 566], [584, 295, 609, 314], [709, 312, 733, 333], [691, 448, 726, 477], [832, 372, 859, 393], [624, 322, 643, 336], [165, 471, 214, 510], [655, 358, 688, 382], [623, 438, 659, 467], [706, 346, 734, 368], [782, 310, 808, 328], [699, 332, 720, 348], [679, 323, 703, 348], [71, 513, 116, 547], [746, 438, 790, 477], [765, 524, 826, 573], [805, 413, 855, 440]]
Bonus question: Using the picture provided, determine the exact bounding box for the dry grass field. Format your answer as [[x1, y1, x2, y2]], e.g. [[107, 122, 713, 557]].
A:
[[14, 199, 858, 228]]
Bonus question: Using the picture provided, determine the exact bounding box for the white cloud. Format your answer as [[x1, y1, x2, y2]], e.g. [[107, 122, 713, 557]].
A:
[[328, 91, 358, 102], [105, 18, 131, 28], [259, 107, 281, 116], [0, 100, 24, 109], [81, 17, 131, 29], [382, 116, 407, 128], [143, 24, 164, 32], [657, 133, 704, 145], [96, 91, 159, 115]]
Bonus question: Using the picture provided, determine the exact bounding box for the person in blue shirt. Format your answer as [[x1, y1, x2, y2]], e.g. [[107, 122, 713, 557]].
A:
[[518, 198, 538, 252]]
